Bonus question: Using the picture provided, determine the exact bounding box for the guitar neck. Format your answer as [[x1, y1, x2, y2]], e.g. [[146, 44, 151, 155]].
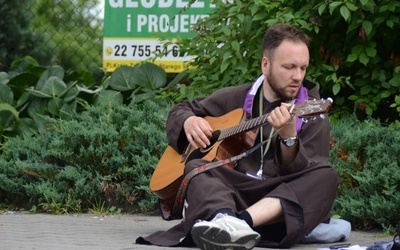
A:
[[219, 113, 269, 140], [217, 98, 333, 141]]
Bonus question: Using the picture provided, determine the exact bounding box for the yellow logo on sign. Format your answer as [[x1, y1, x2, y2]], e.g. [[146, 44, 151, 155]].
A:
[[105, 46, 113, 56]]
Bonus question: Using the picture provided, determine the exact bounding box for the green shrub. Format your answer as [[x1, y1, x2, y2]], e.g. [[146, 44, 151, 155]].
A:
[[1, 94, 398, 231], [0, 99, 171, 213], [170, 0, 400, 121], [0, 57, 181, 142], [330, 116, 400, 231]]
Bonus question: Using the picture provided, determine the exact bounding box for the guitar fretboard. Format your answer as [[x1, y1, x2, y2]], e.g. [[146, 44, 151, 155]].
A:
[[218, 113, 270, 140]]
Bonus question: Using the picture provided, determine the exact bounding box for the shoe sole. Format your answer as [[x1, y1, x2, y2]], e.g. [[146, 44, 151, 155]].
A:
[[191, 225, 261, 250]]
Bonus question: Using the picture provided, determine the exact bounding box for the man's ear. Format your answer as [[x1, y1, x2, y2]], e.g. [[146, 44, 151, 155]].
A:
[[261, 56, 269, 75]]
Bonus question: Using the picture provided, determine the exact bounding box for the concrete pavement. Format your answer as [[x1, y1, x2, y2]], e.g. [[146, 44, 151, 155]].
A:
[[0, 212, 394, 250]]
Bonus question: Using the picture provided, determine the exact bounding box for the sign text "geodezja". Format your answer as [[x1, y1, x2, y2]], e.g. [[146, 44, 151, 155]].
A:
[[108, 0, 216, 8]]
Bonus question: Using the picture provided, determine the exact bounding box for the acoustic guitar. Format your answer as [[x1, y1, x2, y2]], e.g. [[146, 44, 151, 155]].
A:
[[150, 98, 333, 201]]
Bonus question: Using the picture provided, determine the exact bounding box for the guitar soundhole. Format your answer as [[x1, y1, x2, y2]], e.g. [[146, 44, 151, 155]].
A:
[[185, 130, 221, 163], [203, 131, 220, 151]]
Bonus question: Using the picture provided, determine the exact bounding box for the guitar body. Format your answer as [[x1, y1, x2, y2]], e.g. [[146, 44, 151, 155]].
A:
[[150, 108, 250, 200]]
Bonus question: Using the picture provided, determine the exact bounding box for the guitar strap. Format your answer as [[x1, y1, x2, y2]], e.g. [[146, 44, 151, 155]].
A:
[[160, 138, 269, 220]]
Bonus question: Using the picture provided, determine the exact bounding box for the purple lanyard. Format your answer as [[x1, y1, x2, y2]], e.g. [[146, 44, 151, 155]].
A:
[[243, 76, 308, 133]]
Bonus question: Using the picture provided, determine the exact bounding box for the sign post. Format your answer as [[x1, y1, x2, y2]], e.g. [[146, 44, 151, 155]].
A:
[[103, 0, 215, 73]]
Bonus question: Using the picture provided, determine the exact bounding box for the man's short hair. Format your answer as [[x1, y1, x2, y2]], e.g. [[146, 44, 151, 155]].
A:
[[261, 23, 311, 59]]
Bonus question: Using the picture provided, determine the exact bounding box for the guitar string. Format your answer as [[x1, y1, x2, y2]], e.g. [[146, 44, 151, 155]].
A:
[[218, 111, 270, 140], [216, 91, 298, 179]]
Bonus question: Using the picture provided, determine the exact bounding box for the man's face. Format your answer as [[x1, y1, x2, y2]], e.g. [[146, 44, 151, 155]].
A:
[[261, 40, 309, 101]]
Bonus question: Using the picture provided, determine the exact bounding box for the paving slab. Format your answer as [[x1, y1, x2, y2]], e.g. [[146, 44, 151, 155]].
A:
[[0, 212, 394, 250]]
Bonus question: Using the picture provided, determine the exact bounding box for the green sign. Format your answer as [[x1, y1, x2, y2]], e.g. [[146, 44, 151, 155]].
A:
[[103, 0, 215, 72]]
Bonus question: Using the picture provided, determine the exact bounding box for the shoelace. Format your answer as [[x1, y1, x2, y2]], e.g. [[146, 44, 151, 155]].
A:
[[213, 214, 243, 232]]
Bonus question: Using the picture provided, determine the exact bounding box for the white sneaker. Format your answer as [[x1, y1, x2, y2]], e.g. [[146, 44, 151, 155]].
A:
[[191, 213, 261, 250]]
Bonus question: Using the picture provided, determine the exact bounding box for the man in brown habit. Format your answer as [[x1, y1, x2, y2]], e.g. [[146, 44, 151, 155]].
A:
[[136, 23, 338, 249]]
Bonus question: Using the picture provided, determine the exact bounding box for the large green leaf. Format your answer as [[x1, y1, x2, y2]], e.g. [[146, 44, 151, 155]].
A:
[[26, 87, 52, 98], [165, 70, 188, 88], [0, 103, 19, 130], [93, 90, 124, 106], [65, 70, 95, 87], [0, 103, 19, 120], [27, 98, 47, 118], [47, 97, 63, 116], [16, 92, 31, 110], [37, 66, 65, 90], [0, 72, 9, 85], [27, 98, 49, 132], [109, 66, 138, 91], [9, 56, 39, 75], [64, 86, 80, 103], [134, 63, 167, 90], [0, 84, 14, 104], [8, 73, 40, 93], [130, 91, 155, 103], [14, 117, 37, 137], [58, 81, 79, 99], [60, 100, 78, 120], [40, 76, 68, 97], [101, 76, 111, 89]]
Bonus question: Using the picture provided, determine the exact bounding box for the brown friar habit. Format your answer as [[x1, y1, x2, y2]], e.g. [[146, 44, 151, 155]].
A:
[[136, 79, 338, 248]]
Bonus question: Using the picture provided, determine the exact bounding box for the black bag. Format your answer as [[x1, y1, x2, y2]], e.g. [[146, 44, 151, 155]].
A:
[[366, 221, 400, 250]]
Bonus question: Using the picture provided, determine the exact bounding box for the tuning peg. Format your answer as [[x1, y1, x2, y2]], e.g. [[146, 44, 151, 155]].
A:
[[320, 114, 326, 119], [302, 118, 309, 123]]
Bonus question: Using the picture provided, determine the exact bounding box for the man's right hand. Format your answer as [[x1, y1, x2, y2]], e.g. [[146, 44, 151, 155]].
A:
[[183, 116, 213, 149]]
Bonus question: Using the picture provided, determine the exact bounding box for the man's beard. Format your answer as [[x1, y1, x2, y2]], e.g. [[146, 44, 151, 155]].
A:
[[266, 68, 299, 101]]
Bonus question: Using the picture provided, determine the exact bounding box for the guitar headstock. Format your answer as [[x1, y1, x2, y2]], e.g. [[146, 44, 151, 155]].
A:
[[292, 98, 333, 118]]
